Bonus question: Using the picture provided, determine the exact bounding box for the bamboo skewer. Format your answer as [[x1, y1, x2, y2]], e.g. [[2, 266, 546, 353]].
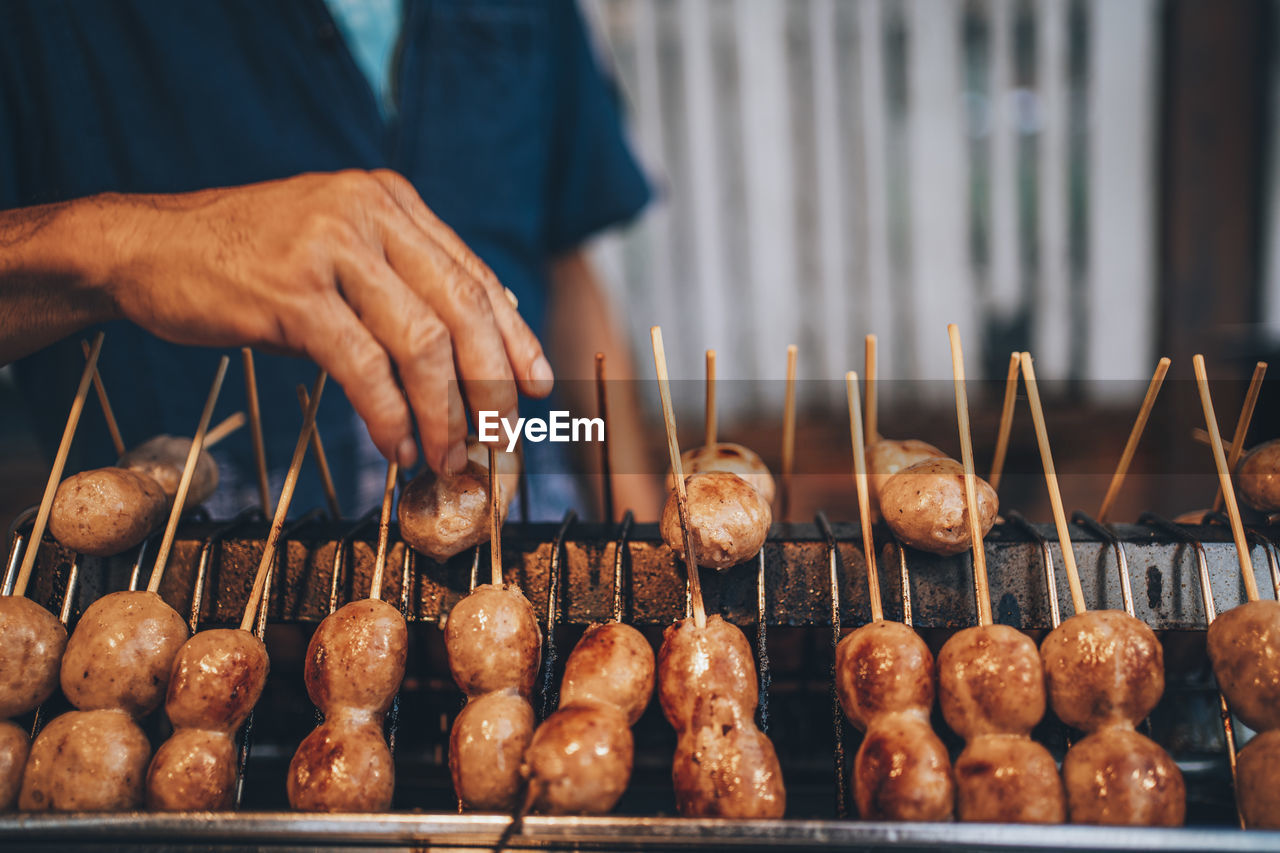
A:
[[1019, 352, 1087, 616], [705, 349, 717, 449], [846, 372, 883, 623], [595, 352, 615, 524], [488, 446, 503, 588], [948, 326, 993, 626], [147, 356, 230, 594], [652, 327, 706, 629], [204, 411, 246, 448], [1211, 361, 1267, 513], [296, 385, 341, 520], [13, 333, 105, 598], [240, 370, 327, 631], [242, 348, 273, 517], [988, 352, 1021, 491], [369, 461, 398, 602], [864, 335, 878, 443], [1193, 355, 1260, 603], [1191, 428, 1232, 454], [780, 344, 798, 522], [1097, 357, 1171, 522], [81, 339, 125, 457]]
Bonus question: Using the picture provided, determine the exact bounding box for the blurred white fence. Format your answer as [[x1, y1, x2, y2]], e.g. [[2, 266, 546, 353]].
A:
[[584, 0, 1160, 415]]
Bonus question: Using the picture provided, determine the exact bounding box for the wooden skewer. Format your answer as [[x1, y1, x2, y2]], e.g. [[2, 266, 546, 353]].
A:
[[204, 411, 246, 448], [864, 334, 878, 443], [846, 372, 883, 622], [705, 349, 717, 449], [147, 356, 230, 594], [1212, 361, 1267, 513], [240, 370, 327, 631], [652, 327, 706, 629], [1097, 357, 1171, 523], [241, 348, 273, 517], [13, 333, 105, 598], [488, 445, 503, 587], [595, 352, 615, 524], [1019, 352, 1087, 616], [81, 339, 125, 457], [1191, 427, 1234, 454], [948, 326, 993, 626], [988, 352, 1021, 491], [296, 385, 341, 521], [1193, 355, 1260, 602], [369, 460, 398, 602], [780, 344, 798, 522]]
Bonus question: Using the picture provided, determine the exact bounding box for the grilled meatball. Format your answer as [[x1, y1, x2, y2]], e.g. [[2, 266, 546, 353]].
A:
[[146, 728, 236, 811], [164, 629, 268, 731], [0, 720, 29, 811], [938, 625, 1046, 739], [304, 598, 407, 715], [118, 434, 219, 508], [1061, 726, 1184, 826], [835, 620, 935, 731], [287, 713, 394, 812], [669, 443, 776, 503], [879, 458, 998, 556], [19, 709, 149, 811], [1206, 599, 1280, 733], [522, 704, 633, 815], [1238, 728, 1280, 829], [48, 468, 166, 557], [660, 472, 772, 570], [1040, 610, 1164, 732], [868, 439, 948, 518], [450, 689, 535, 811], [0, 596, 66, 719], [399, 457, 512, 563], [559, 622, 655, 726], [672, 694, 785, 818], [853, 709, 954, 821], [60, 590, 188, 717], [658, 615, 758, 732], [953, 733, 1066, 823], [444, 585, 541, 699], [1238, 438, 1280, 512]]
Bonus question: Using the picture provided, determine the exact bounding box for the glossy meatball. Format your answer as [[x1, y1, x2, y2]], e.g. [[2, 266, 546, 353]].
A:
[[399, 461, 507, 563], [953, 734, 1066, 823], [853, 709, 954, 821], [1238, 728, 1280, 829], [1238, 439, 1280, 512], [118, 434, 219, 508], [0, 720, 29, 811], [304, 598, 406, 715], [672, 694, 785, 818], [165, 628, 268, 731], [939, 625, 1047, 739], [1206, 599, 1280, 733], [661, 472, 772, 570], [450, 689, 535, 811], [658, 615, 758, 731], [868, 439, 948, 518], [0, 595, 66, 719], [1062, 727, 1184, 826], [444, 585, 541, 698], [287, 716, 394, 812], [19, 709, 150, 811], [670, 443, 776, 503], [879, 458, 998, 556], [146, 728, 236, 811], [48, 468, 166, 557], [836, 620, 935, 731], [559, 622, 655, 726], [523, 704, 633, 815]]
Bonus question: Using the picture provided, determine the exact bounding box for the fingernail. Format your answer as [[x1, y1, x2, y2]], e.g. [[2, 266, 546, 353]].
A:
[[396, 437, 418, 469], [530, 355, 554, 392], [446, 441, 469, 475]]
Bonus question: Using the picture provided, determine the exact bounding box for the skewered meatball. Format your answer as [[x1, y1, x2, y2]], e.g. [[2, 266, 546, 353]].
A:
[[658, 615, 758, 731], [953, 733, 1066, 823], [559, 622, 655, 726], [146, 728, 237, 811], [867, 439, 947, 515], [938, 625, 1046, 739], [1206, 599, 1280, 733], [522, 704, 633, 815], [118, 434, 219, 508], [48, 468, 167, 557], [1237, 438, 1280, 512], [60, 590, 188, 718], [444, 585, 541, 698], [0, 596, 66, 719], [669, 443, 776, 503], [0, 720, 29, 811], [660, 472, 772, 570], [287, 712, 395, 812], [854, 709, 954, 821], [672, 694, 785, 818], [19, 709, 149, 811], [835, 620, 935, 731], [304, 598, 407, 715], [1238, 728, 1280, 829], [1061, 726, 1185, 826], [879, 458, 998, 556], [449, 689, 535, 811], [164, 629, 268, 731], [1040, 610, 1164, 732], [399, 461, 505, 563]]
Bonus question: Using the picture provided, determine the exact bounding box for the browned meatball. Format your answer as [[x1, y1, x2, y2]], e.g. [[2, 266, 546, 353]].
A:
[[658, 615, 758, 732], [19, 709, 149, 811], [0, 720, 29, 811], [939, 625, 1047, 739], [1238, 728, 1280, 829], [853, 709, 954, 821], [1040, 610, 1164, 732], [672, 694, 785, 818], [164, 628, 268, 731], [1206, 600, 1280, 733], [523, 704, 633, 815], [1238, 439, 1280, 512], [399, 460, 508, 563], [304, 599, 406, 715], [118, 434, 219, 508], [660, 472, 772, 570], [669, 443, 776, 503], [879, 458, 998, 556], [868, 439, 948, 518], [287, 715, 394, 812], [444, 585, 541, 698], [559, 622, 655, 726], [0, 596, 66, 719], [450, 689, 535, 811], [953, 734, 1065, 823], [48, 468, 167, 557], [146, 728, 236, 811], [60, 590, 188, 717], [836, 620, 935, 731], [1061, 726, 1184, 826]]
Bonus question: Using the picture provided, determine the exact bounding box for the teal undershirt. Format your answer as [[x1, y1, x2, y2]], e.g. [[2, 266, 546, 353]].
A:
[[323, 0, 403, 119]]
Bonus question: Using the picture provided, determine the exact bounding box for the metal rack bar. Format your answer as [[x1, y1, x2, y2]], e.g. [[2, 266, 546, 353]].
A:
[[755, 547, 771, 734], [815, 512, 848, 819], [1072, 511, 1134, 615], [539, 510, 577, 721], [3, 506, 39, 595], [611, 511, 634, 623], [1006, 511, 1061, 628]]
